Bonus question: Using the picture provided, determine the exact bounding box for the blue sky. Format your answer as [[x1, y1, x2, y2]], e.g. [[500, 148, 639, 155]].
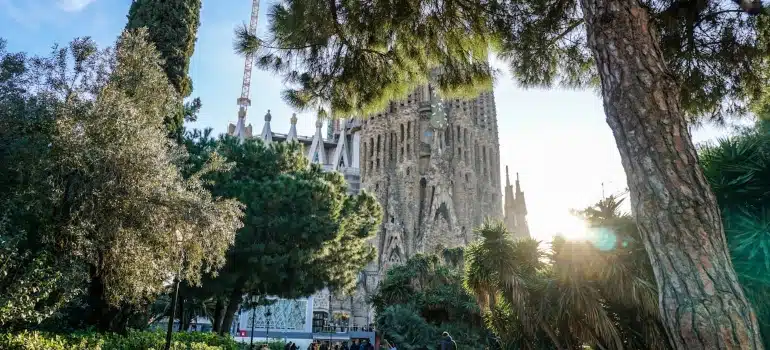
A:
[[0, 0, 737, 241]]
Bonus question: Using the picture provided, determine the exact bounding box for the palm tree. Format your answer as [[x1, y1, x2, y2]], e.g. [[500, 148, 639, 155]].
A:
[[466, 207, 669, 349], [464, 221, 562, 349], [371, 253, 491, 348], [699, 122, 770, 347]]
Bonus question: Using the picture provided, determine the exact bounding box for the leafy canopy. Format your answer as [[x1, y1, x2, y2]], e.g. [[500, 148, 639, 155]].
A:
[[235, 0, 769, 122], [189, 135, 382, 299], [0, 30, 243, 329], [371, 253, 493, 349]]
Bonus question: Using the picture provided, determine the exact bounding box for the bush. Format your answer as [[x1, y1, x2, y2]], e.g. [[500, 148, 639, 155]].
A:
[[0, 330, 242, 349]]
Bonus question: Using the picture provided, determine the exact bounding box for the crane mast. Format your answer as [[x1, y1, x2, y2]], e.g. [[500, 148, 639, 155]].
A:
[[234, 0, 261, 138]]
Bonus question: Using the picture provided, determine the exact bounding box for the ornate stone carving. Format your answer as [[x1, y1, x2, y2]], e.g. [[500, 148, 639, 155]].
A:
[[247, 299, 308, 330]]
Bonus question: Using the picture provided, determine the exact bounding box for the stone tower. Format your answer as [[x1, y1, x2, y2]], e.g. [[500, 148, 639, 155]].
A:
[[226, 83, 514, 336], [504, 166, 530, 239], [355, 83, 504, 274]]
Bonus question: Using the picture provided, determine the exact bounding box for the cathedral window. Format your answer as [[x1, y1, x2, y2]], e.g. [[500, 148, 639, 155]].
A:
[[407, 122, 411, 139], [390, 133, 395, 162]]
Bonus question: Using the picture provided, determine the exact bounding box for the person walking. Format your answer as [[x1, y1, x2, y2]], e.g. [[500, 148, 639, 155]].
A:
[[439, 332, 457, 350]]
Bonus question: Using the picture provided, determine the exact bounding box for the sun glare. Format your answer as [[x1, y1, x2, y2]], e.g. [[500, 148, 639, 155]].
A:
[[552, 214, 591, 241]]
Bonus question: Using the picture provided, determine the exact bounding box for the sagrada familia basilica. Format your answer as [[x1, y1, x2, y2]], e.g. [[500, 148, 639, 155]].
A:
[[226, 83, 530, 344]]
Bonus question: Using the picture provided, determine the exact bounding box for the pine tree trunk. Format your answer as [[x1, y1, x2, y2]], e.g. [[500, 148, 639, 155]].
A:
[[219, 284, 244, 336], [177, 295, 185, 331], [577, 0, 763, 348], [212, 297, 225, 333]]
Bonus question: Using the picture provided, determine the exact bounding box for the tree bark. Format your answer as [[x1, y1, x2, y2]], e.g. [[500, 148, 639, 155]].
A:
[[164, 277, 180, 350], [212, 297, 225, 333], [577, 0, 763, 349], [177, 295, 185, 331], [219, 283, 245, 336]]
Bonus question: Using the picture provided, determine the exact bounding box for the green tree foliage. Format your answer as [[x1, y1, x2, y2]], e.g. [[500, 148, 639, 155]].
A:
[[0, 30, 243, 332], [181, 134, 382, 333], [465, 216, 667, 350], [126, 0, 203, 137], [0, 38, 83, 327], [126, 0, 200, 98], [236, 2, 769, 346], [699, 121, 770, 347], [0, 330, 242, 350], [235, 0, 768, 121], [371, 253, 494, 349]]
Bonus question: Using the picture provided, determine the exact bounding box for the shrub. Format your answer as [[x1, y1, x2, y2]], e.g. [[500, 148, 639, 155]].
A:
[[0, 330, 243, 349]]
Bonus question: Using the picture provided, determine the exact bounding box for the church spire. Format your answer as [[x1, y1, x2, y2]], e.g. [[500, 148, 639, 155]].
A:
[[260, 110, 273, 144], [504, 166, 517, 235], [308, 115, 326, 165], [513, 172, 530, 238], [331, 119, 350, 170], [287, 113, 298, 142], [228, 108, 252, 141], [504, 166, 530, 239]]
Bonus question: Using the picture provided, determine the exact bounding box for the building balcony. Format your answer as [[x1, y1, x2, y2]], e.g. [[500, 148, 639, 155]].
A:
[[312, 324, 375, 334], [321, 165, 361, 177]]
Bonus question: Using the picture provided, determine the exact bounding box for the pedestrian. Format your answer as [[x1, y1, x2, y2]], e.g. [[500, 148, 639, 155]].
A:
[[350, 339, 360, 350], [290, 342, 298, 350], [439, 332, 457, 350]]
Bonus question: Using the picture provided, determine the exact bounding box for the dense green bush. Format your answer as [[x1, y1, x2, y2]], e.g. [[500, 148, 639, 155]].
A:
[[0, 330, 243, 350]]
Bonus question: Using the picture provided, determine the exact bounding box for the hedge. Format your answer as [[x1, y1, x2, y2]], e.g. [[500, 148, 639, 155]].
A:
[[0, 330, 279, 350]]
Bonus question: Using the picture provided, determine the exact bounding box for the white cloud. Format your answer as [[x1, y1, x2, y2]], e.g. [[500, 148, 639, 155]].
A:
[[57, 0, 96, 12], [0, 0, 95, 28]]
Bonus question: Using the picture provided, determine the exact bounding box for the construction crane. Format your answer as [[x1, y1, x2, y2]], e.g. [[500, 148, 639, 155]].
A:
[[234, 0, 261, 140]]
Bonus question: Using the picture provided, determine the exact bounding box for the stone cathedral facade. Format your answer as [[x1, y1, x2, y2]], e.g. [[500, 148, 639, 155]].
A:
[[226, 84, 529, 344]]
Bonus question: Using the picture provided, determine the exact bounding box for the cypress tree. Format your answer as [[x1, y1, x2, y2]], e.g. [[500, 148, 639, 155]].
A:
[[126, 0, 202, 137]]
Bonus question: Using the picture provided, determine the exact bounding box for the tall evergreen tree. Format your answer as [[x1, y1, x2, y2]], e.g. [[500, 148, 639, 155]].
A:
[[183, 135, 382, 335], [234, 1, 769, 348], [125, 0, 202, 137]]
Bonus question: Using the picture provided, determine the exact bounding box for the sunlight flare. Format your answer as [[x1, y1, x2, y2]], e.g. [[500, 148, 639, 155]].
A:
[[553, 214, 590, 241]]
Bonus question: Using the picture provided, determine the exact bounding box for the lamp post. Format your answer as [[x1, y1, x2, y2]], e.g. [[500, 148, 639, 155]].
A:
[[265, 308, 272, 343], [328, 292, 333, 346], [249, 295, 259, 347], [249, 307, 256, 347]]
